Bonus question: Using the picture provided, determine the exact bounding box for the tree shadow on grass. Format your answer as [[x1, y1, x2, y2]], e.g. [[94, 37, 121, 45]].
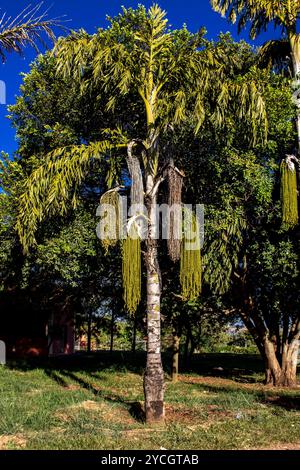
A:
[[191, 368, 259, 384], [7, 352, 148, 423], [57, 369, 146, 423], [128, 402, 146, 423], [59, 369, 126, 403], [87, 371, 109, 381], [44, 368, 70, 388], [263, 395, 300, 411], [7, 351, 265, 382], [181, 379, 300, 412]]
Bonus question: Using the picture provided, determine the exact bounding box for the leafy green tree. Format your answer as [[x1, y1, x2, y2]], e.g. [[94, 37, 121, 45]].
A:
[[1, 53, 123, 356], [181, 58, 299, 386], [0, 191, 14, 290]]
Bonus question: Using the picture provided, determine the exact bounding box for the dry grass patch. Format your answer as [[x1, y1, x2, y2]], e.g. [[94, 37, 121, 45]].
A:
[[180, 375, 265, 391], [252, 441, 300, 450], [0, 434, 26, 449], [165, 403, 233, 427], [55, 399, 136, 426]]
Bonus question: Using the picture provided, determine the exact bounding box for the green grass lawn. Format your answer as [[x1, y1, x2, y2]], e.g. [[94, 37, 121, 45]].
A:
[[0, 352, 299, 450]]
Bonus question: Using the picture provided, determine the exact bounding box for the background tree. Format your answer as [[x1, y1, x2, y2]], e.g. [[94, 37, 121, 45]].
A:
[[210, 0, 300, 385], [179, 52, 300, 386], [1, 52, 124, 356]]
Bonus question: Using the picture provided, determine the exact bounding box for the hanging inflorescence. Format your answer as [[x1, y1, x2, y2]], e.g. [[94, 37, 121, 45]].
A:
[[99, 187, 142, 314], [99, 158, 202, 312], [99, 189, 121, 253], [180, 209, 202, 302], [280, 155, 299, 229], [122, 222, 141, 315], [167, 164, 184, 262]]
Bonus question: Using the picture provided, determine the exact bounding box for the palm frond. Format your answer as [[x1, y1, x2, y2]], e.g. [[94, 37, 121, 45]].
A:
[[54, 4, 266, 147], [16, 140, 112, 253], [0, 2, 66, 62], [210, 0, 300, 39], [211, 68, 268, 144], [54, 29, 94, 81]]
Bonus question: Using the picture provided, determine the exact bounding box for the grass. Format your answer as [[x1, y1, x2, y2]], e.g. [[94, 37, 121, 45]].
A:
[[0, 352, 299, 450]]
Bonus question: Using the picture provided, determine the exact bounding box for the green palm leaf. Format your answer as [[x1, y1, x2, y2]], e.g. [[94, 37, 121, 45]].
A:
[[16, 140, 112, 252], [0, 2, 65, 63], [211, 0, 300, 38]]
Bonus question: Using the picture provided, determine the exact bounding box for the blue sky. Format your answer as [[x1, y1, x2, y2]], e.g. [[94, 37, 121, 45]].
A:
[[0, 0, 281, 156]]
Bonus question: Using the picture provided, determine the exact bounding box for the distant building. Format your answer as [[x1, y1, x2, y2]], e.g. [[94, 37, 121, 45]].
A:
[[0, 287, 75, 358]]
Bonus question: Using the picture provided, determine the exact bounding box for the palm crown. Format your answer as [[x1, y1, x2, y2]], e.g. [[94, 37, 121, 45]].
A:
[[211, 0, 300, 38], [211, 1, 300, 74], [16, 5, 267, 252]]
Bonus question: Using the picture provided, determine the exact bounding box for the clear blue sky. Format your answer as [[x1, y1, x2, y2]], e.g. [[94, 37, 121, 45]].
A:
[[0, 0, 280, 156]]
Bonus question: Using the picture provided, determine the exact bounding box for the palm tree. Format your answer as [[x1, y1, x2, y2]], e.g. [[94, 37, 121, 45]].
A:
[[16, 5, 267, 423], [211, 0, 300, 150], [0, 2, 63, 62], [212, 0, 300, 387]]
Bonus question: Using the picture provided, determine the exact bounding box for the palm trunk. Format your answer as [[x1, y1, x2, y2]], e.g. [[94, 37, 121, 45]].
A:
[[143, 189, 165, 424], [171, 332, 180, 382], [289, 34, 300, 153]]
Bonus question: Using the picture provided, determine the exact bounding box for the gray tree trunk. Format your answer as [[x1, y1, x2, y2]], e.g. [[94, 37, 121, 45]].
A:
[[263, 338, 282, 386], [280, 340, 299, 387], [143, 183, 165, 424], [264, 337, 299, 387], [290, 35, 300, 153]]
